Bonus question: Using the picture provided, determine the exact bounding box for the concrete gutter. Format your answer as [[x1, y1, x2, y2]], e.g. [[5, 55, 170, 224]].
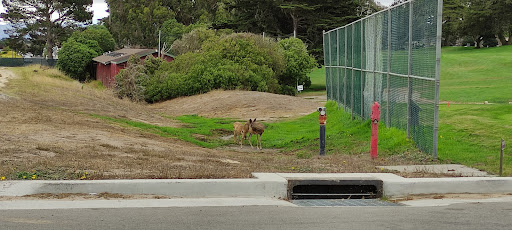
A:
[[1, 173, 512, 198]]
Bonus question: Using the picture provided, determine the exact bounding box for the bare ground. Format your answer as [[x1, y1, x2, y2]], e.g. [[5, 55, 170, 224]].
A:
[[0, 66, 434, 180]]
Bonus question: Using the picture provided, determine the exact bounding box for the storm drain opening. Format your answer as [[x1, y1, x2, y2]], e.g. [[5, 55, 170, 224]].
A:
[[288, 179, 383, 200]]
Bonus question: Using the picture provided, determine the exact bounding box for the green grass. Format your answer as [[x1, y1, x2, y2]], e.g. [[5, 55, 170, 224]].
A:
[[438, 104, 512, 175], [441, 46, 512, 103], [91, 101, 422, 160], [264, 101, 418, 158], [307, 67, 326, 92], [91, 114, 236, 148]]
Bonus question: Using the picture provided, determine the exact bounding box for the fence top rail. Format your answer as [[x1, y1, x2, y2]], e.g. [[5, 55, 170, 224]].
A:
[[323, 0, 414, 34]]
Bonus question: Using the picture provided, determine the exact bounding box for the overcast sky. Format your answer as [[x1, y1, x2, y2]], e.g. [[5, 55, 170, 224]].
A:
[[0, 0, 109, 25]]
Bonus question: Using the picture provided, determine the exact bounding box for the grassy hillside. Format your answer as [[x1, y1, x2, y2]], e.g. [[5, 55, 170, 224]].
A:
[[440, 46, 512, 103]]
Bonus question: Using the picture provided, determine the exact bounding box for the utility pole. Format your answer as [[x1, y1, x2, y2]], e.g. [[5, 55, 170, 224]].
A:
[[158, 30, 161, 58]]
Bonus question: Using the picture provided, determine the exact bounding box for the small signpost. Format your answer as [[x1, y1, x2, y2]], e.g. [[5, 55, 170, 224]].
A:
[[297, 85, 303, 92], [500, 138, 506, 176]]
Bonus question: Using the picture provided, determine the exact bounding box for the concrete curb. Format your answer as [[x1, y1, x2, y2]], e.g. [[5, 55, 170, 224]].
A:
[[0, 173, 287, 198], [1, 173, 511, 198]]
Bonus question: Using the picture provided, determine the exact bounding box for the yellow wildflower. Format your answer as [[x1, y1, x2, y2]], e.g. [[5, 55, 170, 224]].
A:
[[31, 175, 37, 180], [291, 167, 295, 170], [23, 176, 26, 179], [0, 176, 5, 180]]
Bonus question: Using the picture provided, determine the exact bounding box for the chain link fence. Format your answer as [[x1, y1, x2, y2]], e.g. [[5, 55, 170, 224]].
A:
[[323, 0, 442, 158], [0, 58, 57, 67]]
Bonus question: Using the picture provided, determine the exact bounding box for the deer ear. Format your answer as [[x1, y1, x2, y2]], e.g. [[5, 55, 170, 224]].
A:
[[254, 118, 257, 122], [249, 119, 252, 123]]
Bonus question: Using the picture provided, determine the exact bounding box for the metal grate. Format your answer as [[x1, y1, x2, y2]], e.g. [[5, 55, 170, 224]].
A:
[[291, 199, 404, 207], [323, 0, 442, 158]]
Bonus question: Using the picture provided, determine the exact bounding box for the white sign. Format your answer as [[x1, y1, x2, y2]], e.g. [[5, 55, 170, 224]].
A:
[[297, 85, 304, 91]]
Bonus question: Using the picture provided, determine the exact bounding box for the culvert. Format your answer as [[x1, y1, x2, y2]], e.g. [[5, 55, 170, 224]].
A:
[[287, 178, 383, 200]]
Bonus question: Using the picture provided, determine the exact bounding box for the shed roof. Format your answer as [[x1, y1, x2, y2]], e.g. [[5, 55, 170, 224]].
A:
[[93, 48, 157, 65]]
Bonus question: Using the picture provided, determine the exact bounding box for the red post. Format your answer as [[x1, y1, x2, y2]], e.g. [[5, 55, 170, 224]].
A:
[[370, 102, 381, 159]]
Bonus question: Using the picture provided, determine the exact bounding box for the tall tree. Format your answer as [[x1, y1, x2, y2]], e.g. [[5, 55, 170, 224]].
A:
[[105, 0, 173, 48], [442, 0, 464, 46], [1, 0, 93, 59], [460, 0, 494, 48]]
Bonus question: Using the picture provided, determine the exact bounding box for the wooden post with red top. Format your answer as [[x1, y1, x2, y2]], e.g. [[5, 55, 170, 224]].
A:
[[370, 102, 381, 159]]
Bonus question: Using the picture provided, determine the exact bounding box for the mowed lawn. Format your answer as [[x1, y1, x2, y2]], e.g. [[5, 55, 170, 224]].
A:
[[441, 46, 512, 103], [439, 46, 511, 175]]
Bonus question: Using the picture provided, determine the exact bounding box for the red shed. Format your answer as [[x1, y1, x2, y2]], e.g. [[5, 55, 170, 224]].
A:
[[92, 48, 174, 88]]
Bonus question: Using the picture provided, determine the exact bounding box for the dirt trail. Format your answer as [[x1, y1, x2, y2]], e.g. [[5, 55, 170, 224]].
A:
[[0, 67, 16, 89]]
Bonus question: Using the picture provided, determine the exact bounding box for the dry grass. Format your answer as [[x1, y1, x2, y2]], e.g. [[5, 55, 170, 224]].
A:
[[0, 66, 441, 180]]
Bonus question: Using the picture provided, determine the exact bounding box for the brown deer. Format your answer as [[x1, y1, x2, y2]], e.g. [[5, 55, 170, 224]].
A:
[[247, 118, 265, 150], [233, 122, 245, 148]]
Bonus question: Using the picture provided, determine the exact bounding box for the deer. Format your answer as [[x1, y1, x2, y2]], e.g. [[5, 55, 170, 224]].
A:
[[233, 122, 247, 148], [246, 118, 265, 150]]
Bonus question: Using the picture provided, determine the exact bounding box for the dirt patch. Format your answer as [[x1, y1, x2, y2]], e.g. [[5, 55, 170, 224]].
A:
[[390, 193, 512, 202], [151, 90, 324, 122], [0, 193, 172, 201]]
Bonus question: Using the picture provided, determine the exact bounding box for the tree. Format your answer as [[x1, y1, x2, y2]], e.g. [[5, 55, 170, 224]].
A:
[[1, 0, 93, 59], [57, 39, 98, 81], [105, 0, 173, 48], [70, 25, 115, 53], [442, 0, 464, 46], [460, 0, 494, 48], [278, 38, 316, 95]]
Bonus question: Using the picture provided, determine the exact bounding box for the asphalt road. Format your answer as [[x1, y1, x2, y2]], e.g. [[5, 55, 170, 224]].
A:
[[1, 201, 511, 230]]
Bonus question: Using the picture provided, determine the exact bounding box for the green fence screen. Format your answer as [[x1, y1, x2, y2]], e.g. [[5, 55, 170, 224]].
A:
[[323, 0, 442, 158]]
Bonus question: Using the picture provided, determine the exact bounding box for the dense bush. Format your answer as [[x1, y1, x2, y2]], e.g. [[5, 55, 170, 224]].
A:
[[142, 32, 284, 103], [58, 25, 116, 81], [115, 55, 166, 102], [278, 38, 317, 94], [56, 39, 98, 81], [70, 25, 116, 53], [115, 31, 316, 103]]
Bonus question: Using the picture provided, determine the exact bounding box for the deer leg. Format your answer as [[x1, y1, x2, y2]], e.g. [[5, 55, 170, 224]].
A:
[[248, 133, 253, 148]]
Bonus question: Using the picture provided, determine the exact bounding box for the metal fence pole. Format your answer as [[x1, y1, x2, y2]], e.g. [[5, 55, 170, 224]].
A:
[[361, 21, 364, 118], [344, 28, 348, 112], [323, 30, 327, 100], [386, 9, 391, 127], [433, 0, 443, 160], [351, 25, 355, 120], [407, 1, 413, 139], [373, 17, 377, 103], [328, 31, 332, 100], [337, 29, 340, 106]]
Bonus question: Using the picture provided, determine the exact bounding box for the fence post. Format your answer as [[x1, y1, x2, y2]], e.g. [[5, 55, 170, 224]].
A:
[[433, 0, 443, 160], [373, 17, 377, 103], [344, 28, 348, 112], [351, 25, 355, 120], [407, 1, 413, 139], [386, 9, 391, 128], [361, 21, 364, 118], [337, 29, 340, 106]]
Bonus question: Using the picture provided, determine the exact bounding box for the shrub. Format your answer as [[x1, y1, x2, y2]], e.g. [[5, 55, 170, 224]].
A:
[[277, 38, 317, 95], [171, 28, 217, 55], [114, 55, 148, 102], [56, 39, 98, 81]]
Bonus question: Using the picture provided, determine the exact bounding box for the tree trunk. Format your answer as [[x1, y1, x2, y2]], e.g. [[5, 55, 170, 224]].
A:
[[46, 8, 53, 59], [497, 34, 507, 46], [290, 12, 298, 37]]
